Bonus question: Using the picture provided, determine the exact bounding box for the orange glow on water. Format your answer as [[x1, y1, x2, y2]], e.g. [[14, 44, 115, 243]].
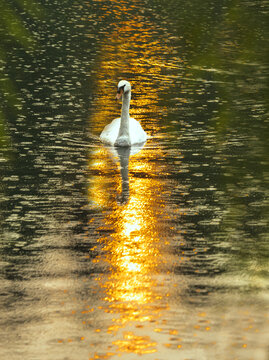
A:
[[88, 142, 169, 356], [86, 2, 182, 357], [112, 331, 157, 355]]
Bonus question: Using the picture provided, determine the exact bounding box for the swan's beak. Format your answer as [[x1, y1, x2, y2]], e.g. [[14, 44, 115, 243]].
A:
[[116, 88, 123, 100]]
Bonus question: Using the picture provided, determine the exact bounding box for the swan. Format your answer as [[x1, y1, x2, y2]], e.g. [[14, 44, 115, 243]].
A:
[[100, 80, 147, 147]]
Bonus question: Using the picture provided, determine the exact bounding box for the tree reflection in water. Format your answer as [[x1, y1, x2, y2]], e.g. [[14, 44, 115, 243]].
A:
[[0, 0, 268, 359]]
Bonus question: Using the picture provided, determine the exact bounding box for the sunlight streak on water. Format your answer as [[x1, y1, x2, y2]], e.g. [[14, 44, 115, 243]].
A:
[[0, 0, 268, 359], [88, 142, 173, 357]]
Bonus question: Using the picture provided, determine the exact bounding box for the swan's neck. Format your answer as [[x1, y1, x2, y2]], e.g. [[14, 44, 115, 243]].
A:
[[116, 91, 131, 146]]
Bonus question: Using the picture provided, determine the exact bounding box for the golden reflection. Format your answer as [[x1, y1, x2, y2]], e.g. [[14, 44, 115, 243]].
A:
[[86, 2, 183, 358], [89, 8, 184, 138], [113, 332, 157, 355], [88, 141, 169, 357]]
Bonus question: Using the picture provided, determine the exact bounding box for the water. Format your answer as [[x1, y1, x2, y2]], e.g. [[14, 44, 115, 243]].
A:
[[0, 0, 268, 359]]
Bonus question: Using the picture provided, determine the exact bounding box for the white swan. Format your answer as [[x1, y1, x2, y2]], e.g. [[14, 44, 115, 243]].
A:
[[100, 80, 147, 147]]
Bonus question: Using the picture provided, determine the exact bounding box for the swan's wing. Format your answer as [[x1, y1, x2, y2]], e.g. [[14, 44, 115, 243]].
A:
[[100, 118, 121, 145], [100, 117, 147, 146], [129, 118, 147, 145]]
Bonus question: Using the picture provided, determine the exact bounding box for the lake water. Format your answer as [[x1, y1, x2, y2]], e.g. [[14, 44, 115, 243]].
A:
[[0, 0, 268, 359]]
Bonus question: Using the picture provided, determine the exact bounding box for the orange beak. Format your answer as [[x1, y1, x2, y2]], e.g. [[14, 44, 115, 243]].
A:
[[116, 88, 123, 100]]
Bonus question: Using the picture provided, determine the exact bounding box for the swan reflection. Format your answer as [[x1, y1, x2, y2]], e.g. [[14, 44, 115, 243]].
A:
[[104, 142, 146, 204], [116, 146, 130, 204], [88, 140, 169, 358]]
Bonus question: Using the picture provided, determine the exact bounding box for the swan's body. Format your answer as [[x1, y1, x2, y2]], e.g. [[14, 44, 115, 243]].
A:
[[100, 117, 147, 146], [100, 80, 147, 147]]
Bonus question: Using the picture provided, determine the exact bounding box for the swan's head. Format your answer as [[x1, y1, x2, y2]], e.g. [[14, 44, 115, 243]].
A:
[[116, 80, 131, 100]]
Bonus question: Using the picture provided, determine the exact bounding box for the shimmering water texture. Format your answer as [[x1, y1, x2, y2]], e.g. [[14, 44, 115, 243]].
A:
[[0, 0, 268, 360]]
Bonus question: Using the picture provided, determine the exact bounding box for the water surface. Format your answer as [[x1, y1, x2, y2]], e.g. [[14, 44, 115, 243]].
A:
[[0, 0, 268, 359]]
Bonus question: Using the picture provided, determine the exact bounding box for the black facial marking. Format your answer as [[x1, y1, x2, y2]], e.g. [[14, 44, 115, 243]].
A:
[[117, 84, 126, 93]]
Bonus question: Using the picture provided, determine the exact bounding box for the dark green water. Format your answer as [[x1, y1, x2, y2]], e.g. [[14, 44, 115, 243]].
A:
[[0, 0, 268, 359]]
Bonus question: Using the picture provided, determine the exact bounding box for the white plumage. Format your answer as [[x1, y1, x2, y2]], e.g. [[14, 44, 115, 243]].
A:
[[100, 80, 147, 147], [100, 117, 147, 146]]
